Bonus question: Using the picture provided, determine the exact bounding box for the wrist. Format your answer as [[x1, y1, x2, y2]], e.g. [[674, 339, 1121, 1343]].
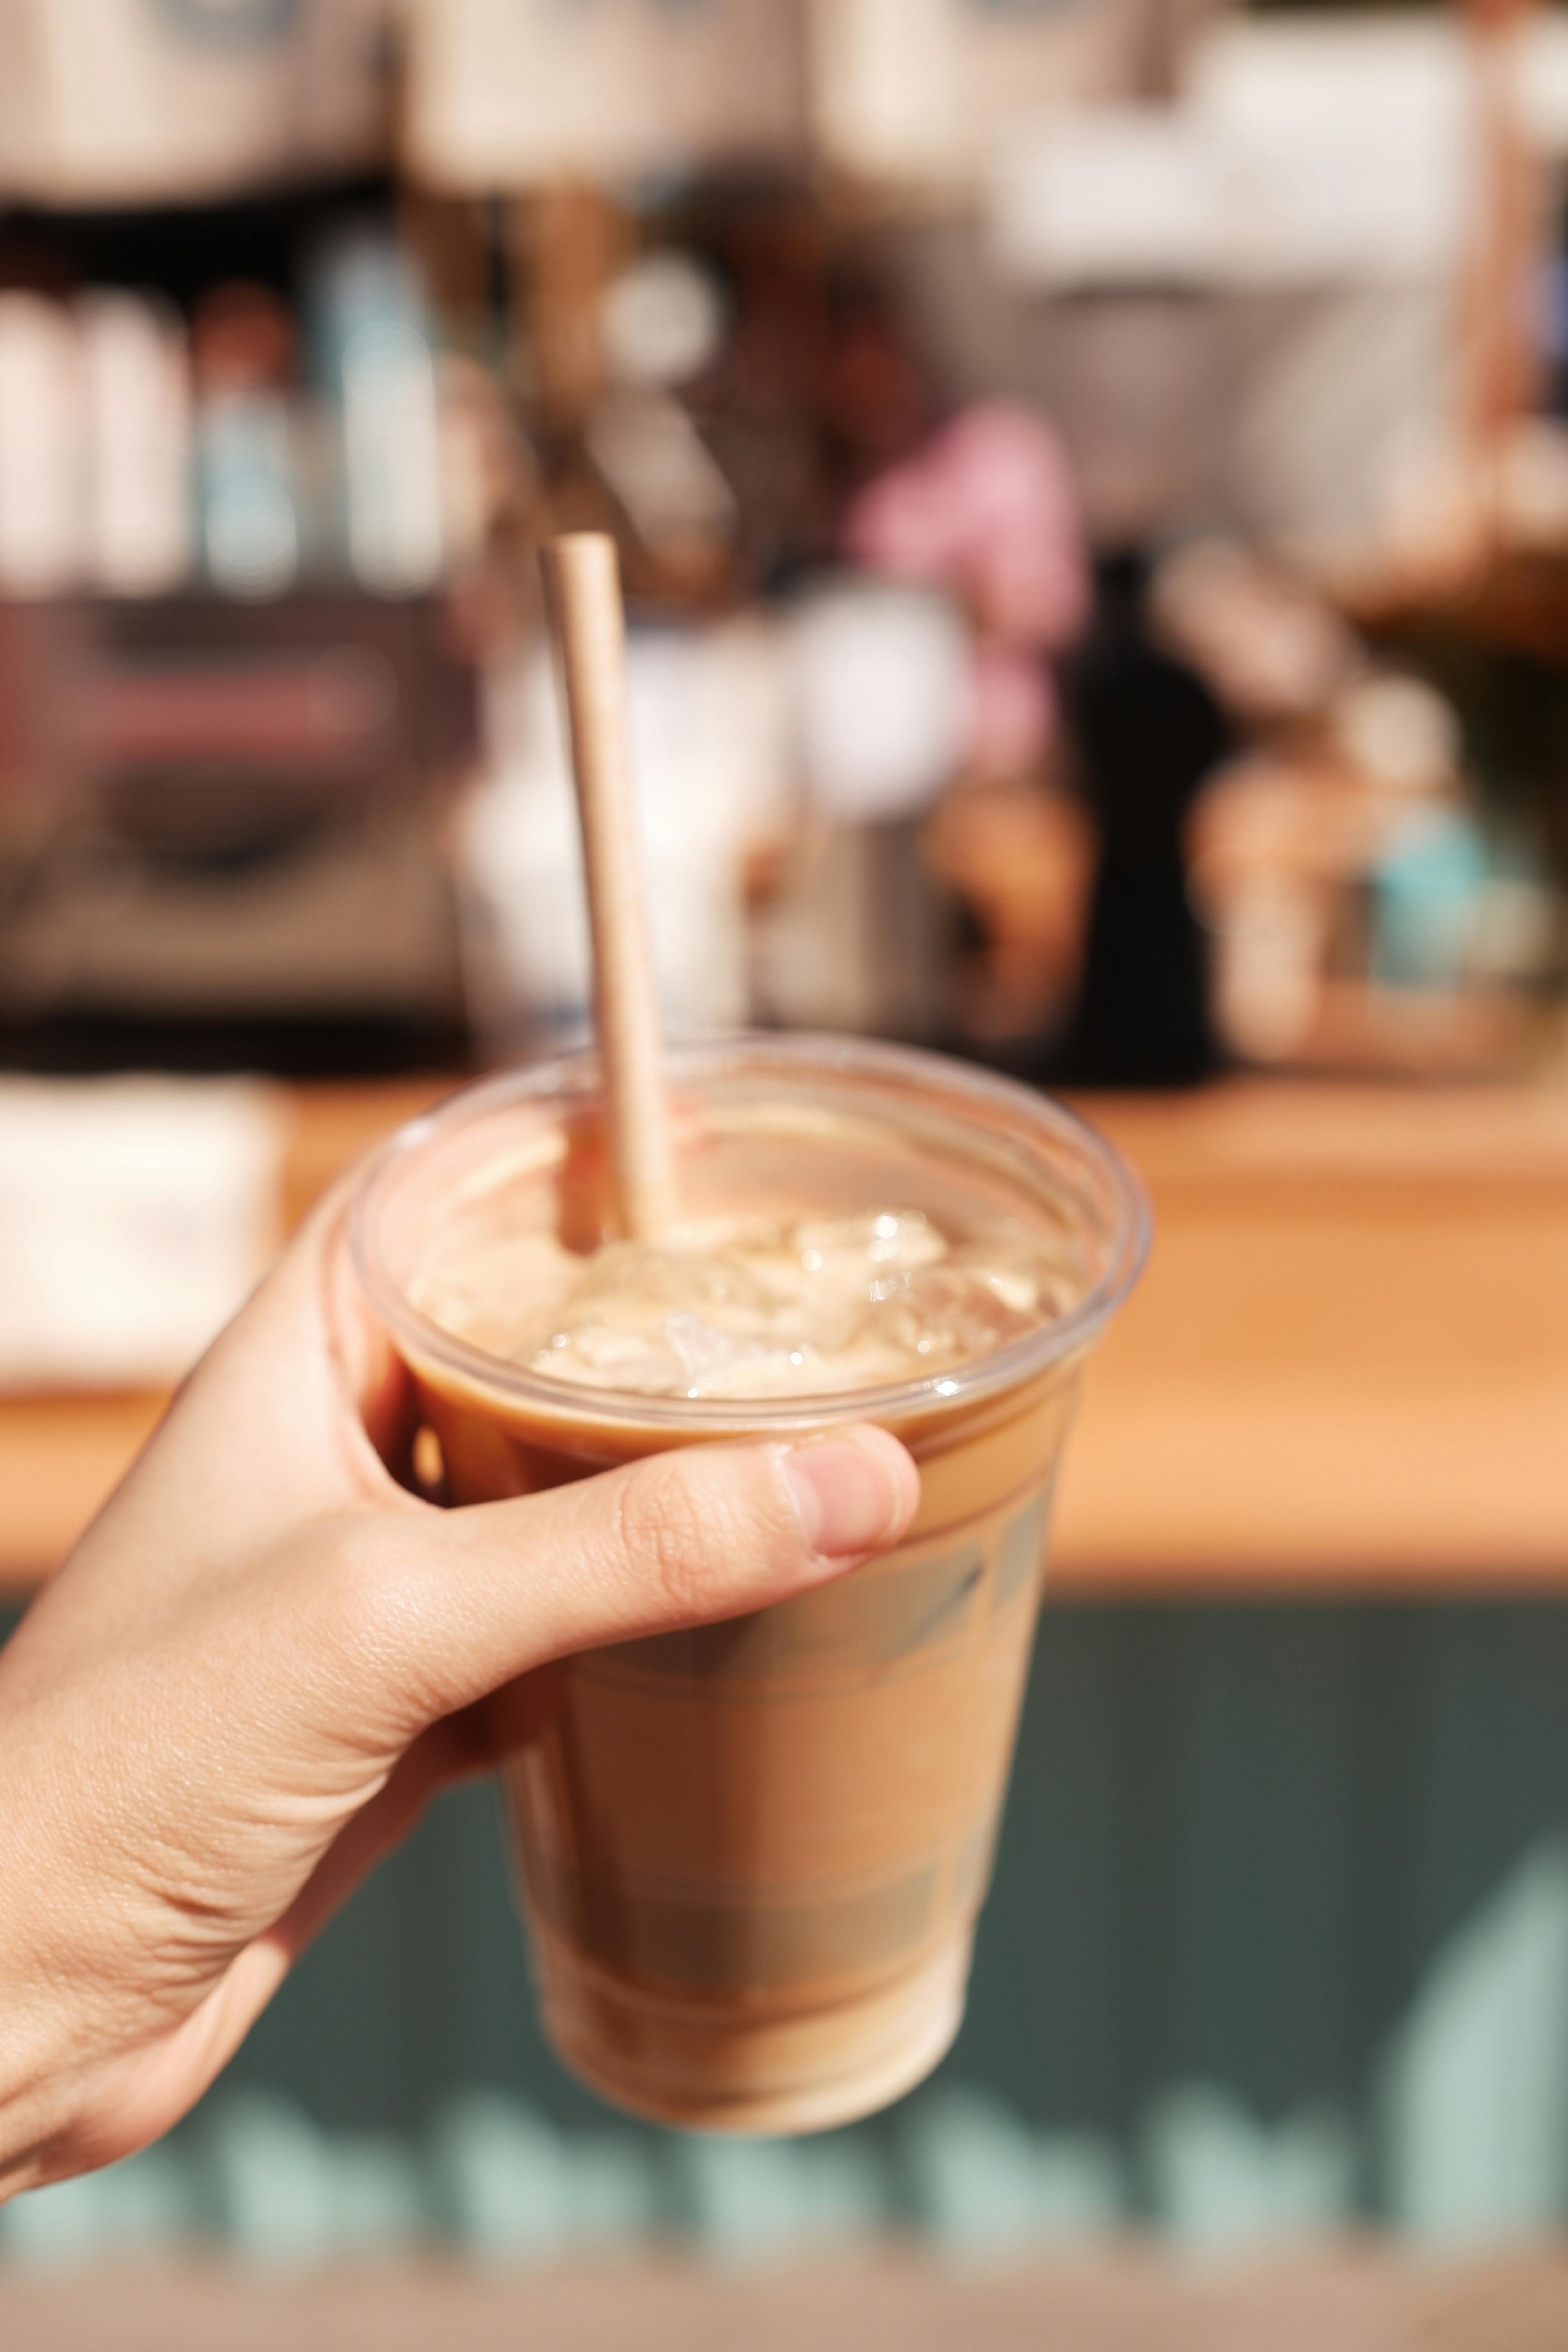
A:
[[0, 1938, 77, 2199], [0, 1763, 113, 2199]]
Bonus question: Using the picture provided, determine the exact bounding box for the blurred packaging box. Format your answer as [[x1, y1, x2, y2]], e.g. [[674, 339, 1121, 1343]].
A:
[[807, 0, 1208, 192], [403, 0, 805, 189], [992, 22, 1475, 295], [0, 0, 390, 206]]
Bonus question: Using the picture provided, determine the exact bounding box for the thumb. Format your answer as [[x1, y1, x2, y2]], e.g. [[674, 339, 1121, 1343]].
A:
[[352, 1424, 920, 1733]]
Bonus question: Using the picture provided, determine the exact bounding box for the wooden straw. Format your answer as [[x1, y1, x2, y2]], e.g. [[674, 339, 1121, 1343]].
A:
[[541, 531, 678, 1241]]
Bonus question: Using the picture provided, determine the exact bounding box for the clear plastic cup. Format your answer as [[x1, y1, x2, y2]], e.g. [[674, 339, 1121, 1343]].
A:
[[352, 1036, 1147, 2134]]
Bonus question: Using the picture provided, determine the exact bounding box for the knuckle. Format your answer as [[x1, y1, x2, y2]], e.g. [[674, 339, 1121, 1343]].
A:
[[612, 1453, 739, 1619]]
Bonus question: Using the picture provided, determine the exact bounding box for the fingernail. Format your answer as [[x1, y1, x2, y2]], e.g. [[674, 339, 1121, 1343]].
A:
[[781, 1431, 913, 1557]]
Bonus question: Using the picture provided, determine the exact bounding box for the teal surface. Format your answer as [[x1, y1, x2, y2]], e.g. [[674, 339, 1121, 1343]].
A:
[[9, 1598, 1568, 2255]]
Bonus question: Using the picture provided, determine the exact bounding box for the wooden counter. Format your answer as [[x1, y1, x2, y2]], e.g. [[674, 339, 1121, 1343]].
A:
[[1053, 1082, 1568, 1593], [4, 1077, 1567, 1599], [5, 2246, 1568, 2352]]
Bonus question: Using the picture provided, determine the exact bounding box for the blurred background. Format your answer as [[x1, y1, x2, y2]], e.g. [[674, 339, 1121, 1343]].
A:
[[5, 0, 1568, 2339]]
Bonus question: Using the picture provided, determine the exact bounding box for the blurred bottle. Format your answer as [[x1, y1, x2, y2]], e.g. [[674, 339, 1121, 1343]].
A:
[[1187, 654, 1556, 1075], [1336, 673, 1532, 1010], [587, 249, 737, 593], [309, 230, 444, 596], [77, 291, 194, 597], [0, 294, 86, 595], [791, 579, 969, 828], [839, 402, 1092, 1056], [192, 283, 301, 599], [456, 619, 787, 1054], [1371, 807, 1489, 991], [432, 352, 523, 580], [751, 579, 970, 1039]]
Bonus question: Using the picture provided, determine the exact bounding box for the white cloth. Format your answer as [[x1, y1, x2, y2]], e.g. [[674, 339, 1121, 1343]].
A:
[[0, 1077, 287, 1388]]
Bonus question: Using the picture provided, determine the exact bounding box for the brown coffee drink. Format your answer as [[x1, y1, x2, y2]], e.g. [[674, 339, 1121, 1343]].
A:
[[352, 1036, 1146, 2133]]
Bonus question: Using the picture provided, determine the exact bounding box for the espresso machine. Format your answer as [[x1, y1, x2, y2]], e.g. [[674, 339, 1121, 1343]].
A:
[[0, 591, 477, 1073]]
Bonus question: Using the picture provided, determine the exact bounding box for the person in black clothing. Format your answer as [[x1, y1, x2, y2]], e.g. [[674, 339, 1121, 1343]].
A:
[[1062, 547, 1231, 1087]]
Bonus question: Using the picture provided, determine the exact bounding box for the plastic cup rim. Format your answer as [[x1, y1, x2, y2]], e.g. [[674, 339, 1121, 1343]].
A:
[[348, 1032, 1152, 1434]]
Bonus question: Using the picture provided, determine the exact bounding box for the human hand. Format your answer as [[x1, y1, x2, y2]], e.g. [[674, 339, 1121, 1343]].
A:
[[0, 1186, 918, 2200]]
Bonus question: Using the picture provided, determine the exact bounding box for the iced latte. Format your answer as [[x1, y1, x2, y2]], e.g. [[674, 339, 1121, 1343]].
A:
[[352, 1036, 1146, 2133]]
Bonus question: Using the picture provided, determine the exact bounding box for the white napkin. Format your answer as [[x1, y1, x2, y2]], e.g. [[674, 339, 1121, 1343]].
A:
[[0, 1077, 287, 1389]]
